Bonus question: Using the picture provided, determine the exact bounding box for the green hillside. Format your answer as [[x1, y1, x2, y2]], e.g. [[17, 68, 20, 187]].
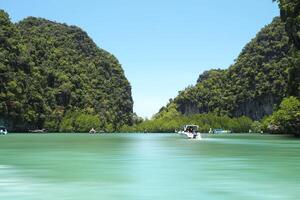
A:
[[165, 17, 292, 120], [0, 10, 133, 132]]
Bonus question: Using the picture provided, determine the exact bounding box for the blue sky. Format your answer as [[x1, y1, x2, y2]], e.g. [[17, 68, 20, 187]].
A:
[[0, 0, 279, 118]]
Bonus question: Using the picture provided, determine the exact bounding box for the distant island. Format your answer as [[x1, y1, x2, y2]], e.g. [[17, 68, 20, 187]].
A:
[[0, 0, 299, 135]]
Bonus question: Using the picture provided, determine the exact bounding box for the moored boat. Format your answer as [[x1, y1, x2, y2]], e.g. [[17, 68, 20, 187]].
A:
[[29, 129, 46, 133], [209, 128, 231, 134]]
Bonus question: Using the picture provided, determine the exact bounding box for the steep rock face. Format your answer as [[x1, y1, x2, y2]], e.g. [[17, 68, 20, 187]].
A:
[[232, 95, 281, 120], [177, 102, 199, 116], [0, 10, 133, 131], [167, 17, 292, 120]]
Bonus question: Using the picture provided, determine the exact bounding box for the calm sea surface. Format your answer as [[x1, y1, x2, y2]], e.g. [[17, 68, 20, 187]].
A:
[[0, 133, 299, 200]]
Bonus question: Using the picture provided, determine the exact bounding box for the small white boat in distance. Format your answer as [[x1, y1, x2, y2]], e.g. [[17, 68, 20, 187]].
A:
[[178, 125, 201, 139], [0, 126, 8, 135]]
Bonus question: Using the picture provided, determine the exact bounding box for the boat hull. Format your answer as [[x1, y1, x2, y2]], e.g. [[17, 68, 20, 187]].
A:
[[0, 130, 7, 135], [179, 131, 201, 139]]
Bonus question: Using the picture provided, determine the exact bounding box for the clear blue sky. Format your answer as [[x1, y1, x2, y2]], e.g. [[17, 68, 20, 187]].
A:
[[0, 0, 279, 118]]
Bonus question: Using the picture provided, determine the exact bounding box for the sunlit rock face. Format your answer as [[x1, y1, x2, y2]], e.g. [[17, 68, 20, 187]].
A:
[[232, 95, 281, 120]]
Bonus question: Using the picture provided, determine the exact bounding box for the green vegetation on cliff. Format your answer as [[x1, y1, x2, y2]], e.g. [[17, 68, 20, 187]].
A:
[[263, 0, 300, 135], [129, 14, 299, 134], [0, 10, 133, 132], [275, 0, 300, 97], [170, 17, 292, 121]]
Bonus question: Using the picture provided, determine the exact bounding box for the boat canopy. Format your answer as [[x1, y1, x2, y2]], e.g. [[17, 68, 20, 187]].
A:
[[183, 125, 199, 131]]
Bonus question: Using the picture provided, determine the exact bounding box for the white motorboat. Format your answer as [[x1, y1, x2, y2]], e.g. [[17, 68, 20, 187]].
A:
[[178, 125, 201, 139], [0, 126, 8, 135]]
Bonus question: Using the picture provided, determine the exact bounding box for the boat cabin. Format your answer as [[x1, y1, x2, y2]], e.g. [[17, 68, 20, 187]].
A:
[[183, 125, 199, 133]]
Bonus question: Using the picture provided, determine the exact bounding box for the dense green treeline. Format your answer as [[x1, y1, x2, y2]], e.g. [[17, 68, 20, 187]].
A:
[[0, 10, 133, 132], [121, 104, 253, 133], [122, 97, 299, 135]]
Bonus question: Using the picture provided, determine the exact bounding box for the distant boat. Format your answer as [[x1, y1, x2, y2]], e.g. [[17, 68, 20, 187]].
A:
[[0, 126, 8, 135], [209, 129, 231, 134], [29, 129, 46, 133], [178, 125, 201, 139]]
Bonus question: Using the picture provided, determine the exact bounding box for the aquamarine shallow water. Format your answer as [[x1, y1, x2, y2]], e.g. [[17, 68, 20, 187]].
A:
[[0, 133, 300, 200]]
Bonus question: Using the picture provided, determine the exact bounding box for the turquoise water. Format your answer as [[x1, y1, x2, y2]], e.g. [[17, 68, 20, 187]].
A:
[[0, 133, 300, 200]]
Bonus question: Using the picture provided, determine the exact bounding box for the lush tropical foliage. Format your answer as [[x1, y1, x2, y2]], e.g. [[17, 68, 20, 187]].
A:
[[0, 10, 133, 132], [274, 0, 300, 97], [262, 0, 300, 135], [166, 17, 292, 121], [262, 96, 300, 135]]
